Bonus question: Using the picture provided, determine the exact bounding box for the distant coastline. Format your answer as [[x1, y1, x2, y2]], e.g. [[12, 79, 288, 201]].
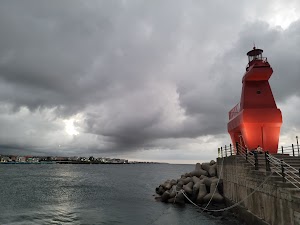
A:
[[0, 154, 164, 164], [0, 161, 163, 164]]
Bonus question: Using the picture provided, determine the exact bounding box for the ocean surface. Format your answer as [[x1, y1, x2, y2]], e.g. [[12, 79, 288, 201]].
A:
[[0, 164, 236, 225]]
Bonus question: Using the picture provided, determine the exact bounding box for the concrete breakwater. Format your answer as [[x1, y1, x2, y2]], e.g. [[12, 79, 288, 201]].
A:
[[218, 155, 300, 225], [155, 154, 300, 225], [155, 160, 224, 206]]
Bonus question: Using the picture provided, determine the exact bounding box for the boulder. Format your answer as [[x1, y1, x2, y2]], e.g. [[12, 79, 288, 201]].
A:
[[165, 183, 172, 190], [208, 164, 217, 177], [170, 179, 177, 185], [196, 184, 207, 204], [164, 179, 177, 190], [161, 190, 171, 202], [191, 181, 201, 201], [183, 181, 194, 195], [174, 191, 185, 204], [192, 176, 201, 183], [210, 160, 216, 165], [179, 177, 192, 185], [201, 163, 217, 177], [203, 182, 224, 203], [201, 163, 210, 171], [193, 181, 203, 190], [190, 169, 208, 177], [184, 172, 192, 177], [200, 175, 208, 180], [176, 181, 184, 191], [203, 177, 217, 188], [195, 163, 202, 170], [169, 186, 177, 198], [155, 185, 165, 195], [161, 180, 170, 189]]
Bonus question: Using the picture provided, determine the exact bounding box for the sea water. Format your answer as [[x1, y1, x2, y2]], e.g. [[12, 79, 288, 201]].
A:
[[0, 164, 237, 225]]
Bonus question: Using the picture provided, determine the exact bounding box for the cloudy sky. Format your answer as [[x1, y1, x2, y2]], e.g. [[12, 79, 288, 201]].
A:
[[0, 0, 300, 163]]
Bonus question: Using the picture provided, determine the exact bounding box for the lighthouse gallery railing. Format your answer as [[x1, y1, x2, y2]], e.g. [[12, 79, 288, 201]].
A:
[[228, 103, 240, 120]]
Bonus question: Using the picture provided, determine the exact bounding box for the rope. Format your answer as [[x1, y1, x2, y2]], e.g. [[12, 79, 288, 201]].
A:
[[173, 185, 178, 204], [202, 155, 225, 212], [181, 170, 274, 212]]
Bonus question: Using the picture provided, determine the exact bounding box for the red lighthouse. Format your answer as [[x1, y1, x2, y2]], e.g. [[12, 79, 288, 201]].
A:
[[227, 47, 282, 153]]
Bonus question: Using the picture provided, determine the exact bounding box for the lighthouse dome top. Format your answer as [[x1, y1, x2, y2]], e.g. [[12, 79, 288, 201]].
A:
[[247, 47, 263, 56]]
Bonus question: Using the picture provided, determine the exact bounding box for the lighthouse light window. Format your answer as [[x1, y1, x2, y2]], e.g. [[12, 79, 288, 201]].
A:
[[257, 90, 261, 94]]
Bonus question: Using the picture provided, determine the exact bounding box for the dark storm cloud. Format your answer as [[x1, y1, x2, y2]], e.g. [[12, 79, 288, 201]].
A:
[[0, 0, 300, 158], [0, 0, 187, 114]]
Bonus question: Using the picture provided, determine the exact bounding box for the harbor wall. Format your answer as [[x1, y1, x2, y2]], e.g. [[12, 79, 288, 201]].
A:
[[217, 155, 300, 225]]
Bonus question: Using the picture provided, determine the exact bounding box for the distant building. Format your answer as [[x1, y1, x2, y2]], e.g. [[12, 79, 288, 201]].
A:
[[54, 157, 69, 161], [0, 156, 10, 162], [79, 157, 88, 162], [16, 156, 26, 162], [69, 156, 79, 161], [26, 157, 40, 163], [100, 158, 111, 163], [89, 156, 95, 162]]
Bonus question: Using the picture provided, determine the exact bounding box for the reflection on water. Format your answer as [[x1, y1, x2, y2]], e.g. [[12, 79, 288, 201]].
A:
[[0, 164, 235, 225], [11, 204, 80, 225]]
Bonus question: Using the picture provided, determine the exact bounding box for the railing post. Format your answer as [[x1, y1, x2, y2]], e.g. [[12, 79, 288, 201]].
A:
[[292, 144, 295, 157], [236, 142, 239, 155], [265, 151, 271, 172], [281, 159, 285, 182], [281, 146, 284, 154], [296, 136, 299, 156], [254, 152, 258, 170], [221, 147, 223, 158], [225, 145, 227, 157], [218, 148, 220, 158], [230, 144, 232, 156]]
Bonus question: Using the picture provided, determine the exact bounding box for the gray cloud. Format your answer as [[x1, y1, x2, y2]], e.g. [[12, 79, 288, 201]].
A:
[[0, 0, 300, 161]]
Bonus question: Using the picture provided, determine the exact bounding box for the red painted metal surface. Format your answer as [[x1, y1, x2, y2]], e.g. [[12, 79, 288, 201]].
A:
[[227, 48, 282, 153]]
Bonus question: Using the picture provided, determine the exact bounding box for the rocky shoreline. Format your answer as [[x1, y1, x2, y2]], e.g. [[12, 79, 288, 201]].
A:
[[155, 160, 224, 206], [154, 161, 246, 224]]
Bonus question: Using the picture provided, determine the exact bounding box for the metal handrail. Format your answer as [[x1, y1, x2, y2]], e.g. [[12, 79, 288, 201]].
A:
[[269, 161, 297, 176], [218, 143, 300, 189], [278, 144, 300, 156], [271, 167, 300, 188], [237, 143, 255, 165], [268, 153, 299, 173]]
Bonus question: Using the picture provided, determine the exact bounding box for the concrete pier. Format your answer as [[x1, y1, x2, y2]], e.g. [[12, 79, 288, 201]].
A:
[[217, 155, 300, 225]]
